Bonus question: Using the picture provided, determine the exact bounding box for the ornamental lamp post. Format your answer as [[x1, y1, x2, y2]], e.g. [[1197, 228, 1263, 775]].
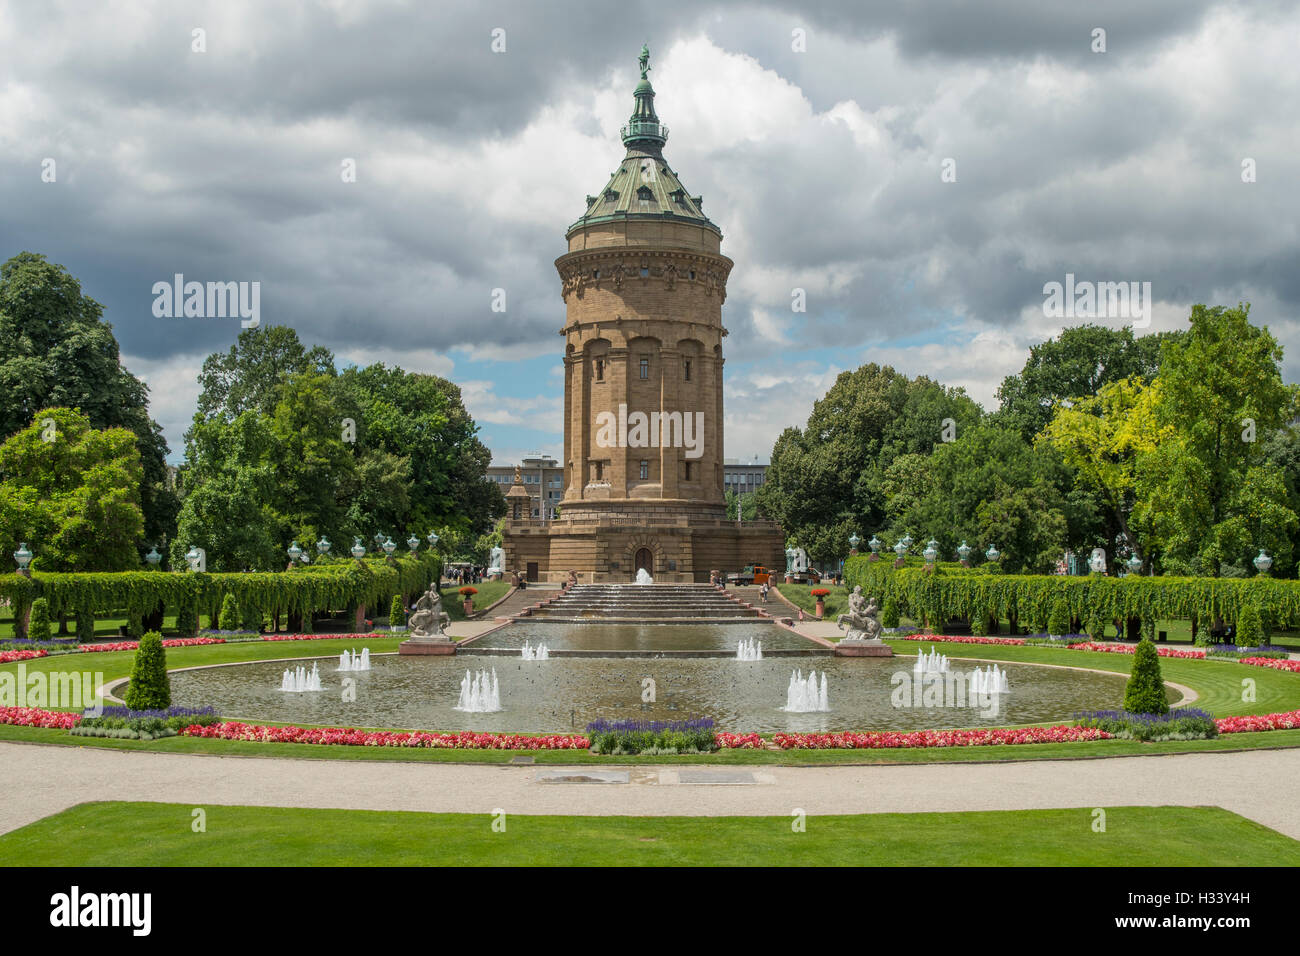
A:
[[407, 535, 420, 553], [924, 538, 939, 567], [957, 540, 972, 566], [848, 533, 861, 556], [287, 541, 303, 564], [316, 536, 332, 556], [1254, 549, 1273, 576], [868, 535, 882, 558], [893, 539, 908, 569], [382, 536, 397, 564], [985, 544, 1000, 564], [427, 530, 440, 549], [350, 537, 366, 561]]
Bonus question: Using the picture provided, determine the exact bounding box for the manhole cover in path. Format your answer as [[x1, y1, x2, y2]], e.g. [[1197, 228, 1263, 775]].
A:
[[534, 770, 630, 785], [676, 769, 760, 785]]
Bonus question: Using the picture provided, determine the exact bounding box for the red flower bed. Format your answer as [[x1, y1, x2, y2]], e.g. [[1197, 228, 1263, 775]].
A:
[[0, 649, 48, 664], [181, 721, 589, 750], [0, 706, 79, 729], [1237, 657, 1300, 674], [259, 633, 390, 642], [1065, 642, 1205, 659], [1216, 710, 1300, 733], [79, 637, 226, 653], [810, 589, 830, 598], [773, 725, 1112, 750], [459, 586, 478, 596], [715, 732, 765, 749], [902, 634, 1027, 646]]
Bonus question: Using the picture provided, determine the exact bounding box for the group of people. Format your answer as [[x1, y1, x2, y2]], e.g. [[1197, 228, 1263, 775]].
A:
[[444, 565, 485, 586]]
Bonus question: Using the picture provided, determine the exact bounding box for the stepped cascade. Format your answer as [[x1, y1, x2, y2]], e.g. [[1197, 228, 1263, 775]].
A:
[[524, 583, 768, 622]]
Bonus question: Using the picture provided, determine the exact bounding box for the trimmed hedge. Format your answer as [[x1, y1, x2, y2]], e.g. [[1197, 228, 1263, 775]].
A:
[[0, 554, 439, 638], [844, 554, 1299, 637], [389, 594, 404, 627]]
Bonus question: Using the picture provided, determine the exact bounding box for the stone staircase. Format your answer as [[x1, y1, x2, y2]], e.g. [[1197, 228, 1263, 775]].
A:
[[513, 583, 773, 623]]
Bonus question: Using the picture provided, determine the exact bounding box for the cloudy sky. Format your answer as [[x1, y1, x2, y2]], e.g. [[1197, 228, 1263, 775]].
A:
[[2, 0, 1297, 465]]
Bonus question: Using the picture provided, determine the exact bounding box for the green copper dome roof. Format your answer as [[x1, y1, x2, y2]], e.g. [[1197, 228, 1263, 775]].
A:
[[568, 46, 719, 238]]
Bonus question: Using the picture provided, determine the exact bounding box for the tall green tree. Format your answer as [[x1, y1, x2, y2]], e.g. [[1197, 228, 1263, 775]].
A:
[[1134, 304, 1298, 574], [336, 364, 503, 537], [1133, 306, 1294, 574], [1039, 376, 1168, 566], [171, 412, 280, 571], [756, 364, 981, 567], [995, 324, 1172, 441], [0, 407, 144, 570], [192, 325, 335, 427], [891, 424, 1069, 572], [0, 253, 177, 551]]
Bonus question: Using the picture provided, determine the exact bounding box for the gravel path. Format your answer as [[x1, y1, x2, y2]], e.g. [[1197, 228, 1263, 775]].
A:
[[2, 742, 1297, 840]]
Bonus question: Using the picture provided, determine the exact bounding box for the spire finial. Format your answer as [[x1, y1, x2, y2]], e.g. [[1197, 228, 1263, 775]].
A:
[[623, 44, 667, 150]]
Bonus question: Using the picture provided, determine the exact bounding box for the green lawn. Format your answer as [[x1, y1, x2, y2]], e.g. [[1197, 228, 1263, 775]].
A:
[[777, 583, 851, 618], [4, 802, 1296, 866], [440, 579, 512, 620]]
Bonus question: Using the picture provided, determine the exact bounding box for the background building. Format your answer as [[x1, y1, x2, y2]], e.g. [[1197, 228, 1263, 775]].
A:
[[486, 457, 563, 520]]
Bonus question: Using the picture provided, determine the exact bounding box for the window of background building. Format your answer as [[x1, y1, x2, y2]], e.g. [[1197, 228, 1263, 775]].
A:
[[685, 461, 694, 481], [639, 356, 649, 379], [683, 359, 691, 381], [639, 460, 649, 480], [595, 359, 605, 382]]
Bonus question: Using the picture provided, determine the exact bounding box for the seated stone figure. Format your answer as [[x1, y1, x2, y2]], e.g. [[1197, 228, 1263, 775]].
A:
[[836, 585, 882, 641], [408, 586, 451, 638]]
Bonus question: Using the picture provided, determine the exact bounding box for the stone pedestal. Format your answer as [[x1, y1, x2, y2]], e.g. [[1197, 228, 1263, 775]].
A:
[[398, 636, 458, 656], [835, 639, 894, 658]]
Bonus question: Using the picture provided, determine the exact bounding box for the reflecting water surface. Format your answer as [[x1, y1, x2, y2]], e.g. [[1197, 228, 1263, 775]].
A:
[[171, 650, 1126, 734]]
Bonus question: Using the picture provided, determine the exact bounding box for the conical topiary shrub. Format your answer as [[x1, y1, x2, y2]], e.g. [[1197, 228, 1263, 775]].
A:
[[1123, 638, 1169, 714], [1236, 601, 1262, 647], [174, 600, 197, 637], [218, 593, 241, 632], [1087, 606, 1110, 641], [124, 631, 171, 710], [881, 595, 900, 629], [27, 598, 52, 643], [389, 594, 405, 628], [1046, 594, 1071, 637]]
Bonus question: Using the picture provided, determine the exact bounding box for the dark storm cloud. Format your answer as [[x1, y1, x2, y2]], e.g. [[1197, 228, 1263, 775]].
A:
[[0, 0, 1296, 444]]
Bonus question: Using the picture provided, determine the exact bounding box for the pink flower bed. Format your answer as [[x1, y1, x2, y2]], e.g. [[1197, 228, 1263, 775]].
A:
[[259, 633, 390, 642], [79, 637, 226, 653], [1065, 642, 1205, 659], [181, 721, 589, 750], [0, 706, 79, 729], [715, 732, 765, 749], [0, 649, 48, 664], [901, 634, 1026, 646], [773, 725, 1113, 750], [1238, 657, 1300, 674], [1216, 710, 1300, 733]]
